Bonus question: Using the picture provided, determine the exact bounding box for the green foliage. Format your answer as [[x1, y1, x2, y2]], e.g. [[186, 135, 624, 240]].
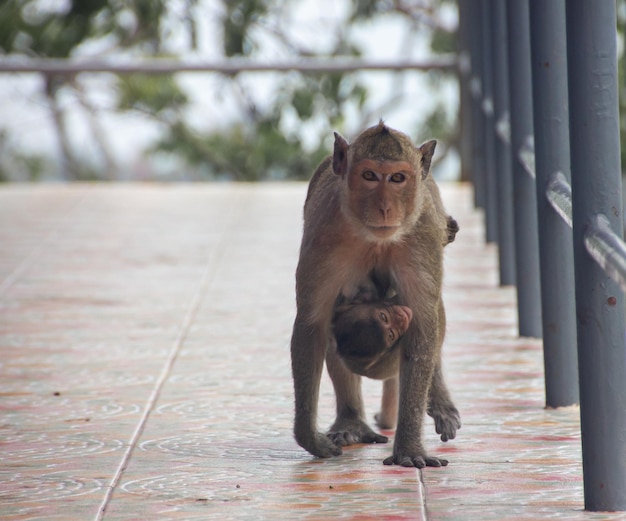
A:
[[222, 0, 268, 56], [288, 74, 367, 128], [117, 75, 188, 115], [0, 3, 22, 52], [0, 0, 110, 58], [140, 0, 373, 182], [0, 0, 171, 181], [416, 103, 451, 144], [350, 0, 385, 21], [126, 0, 166, 50], [0, 0, 167, 58], [152, 119, 327, 181], [430, 26, 457, 54], [145, 63, 368, 180]]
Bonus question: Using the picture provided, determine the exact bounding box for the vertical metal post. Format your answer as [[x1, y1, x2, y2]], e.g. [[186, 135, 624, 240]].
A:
[[490, 0, 515, 285], [529, 0, 579, 407], [506, 0, 542, 338], [481, 0, 498, 244], [566, 0, 626, 511], [457, 0, 473, 184], [467, 0, 486, 210]]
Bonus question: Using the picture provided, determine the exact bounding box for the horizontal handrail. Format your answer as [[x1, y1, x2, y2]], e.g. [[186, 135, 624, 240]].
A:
[[0, 56, 457, 75], [518, 135, 535, 178], [544, 171, 626, 290], [469, 76, 482, 99], [481, 96, 494, 117], [496, 111, 511, 145], [510, 131, 626, 291], [546, 171, 573, 228], [585, 214, 626, 293]]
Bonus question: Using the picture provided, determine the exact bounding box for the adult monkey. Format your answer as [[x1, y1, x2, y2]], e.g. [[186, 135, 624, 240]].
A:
[[290, 121, 460, 468]]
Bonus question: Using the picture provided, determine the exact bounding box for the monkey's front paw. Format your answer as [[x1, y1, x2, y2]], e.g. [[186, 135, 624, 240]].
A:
[[327, 418, 388, 447], [428, 402, 461, 442], [296, 431, 343, 458], [383, 452, 448, 468]]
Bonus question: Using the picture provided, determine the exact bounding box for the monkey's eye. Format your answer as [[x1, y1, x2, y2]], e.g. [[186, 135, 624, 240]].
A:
[[388, 330, 395, 342], [362, 170, 378, 181], [379, 312, 388, 323], [390, 172, 407, 183]]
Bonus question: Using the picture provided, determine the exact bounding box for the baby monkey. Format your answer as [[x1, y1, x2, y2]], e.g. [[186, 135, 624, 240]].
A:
[[333, 277, 410, 375], [333, 215, 459, 375]]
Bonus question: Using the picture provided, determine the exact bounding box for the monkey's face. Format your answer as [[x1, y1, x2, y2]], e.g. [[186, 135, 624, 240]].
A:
[[334, 302, 413, 362], [346, 159, 420, 240]]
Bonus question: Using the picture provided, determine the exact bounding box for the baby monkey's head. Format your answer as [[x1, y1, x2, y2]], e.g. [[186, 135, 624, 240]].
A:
[[333, 301, 412, 362]]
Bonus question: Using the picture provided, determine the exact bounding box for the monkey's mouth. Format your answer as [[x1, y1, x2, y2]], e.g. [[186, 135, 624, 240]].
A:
[[368, 225, 400, 237]]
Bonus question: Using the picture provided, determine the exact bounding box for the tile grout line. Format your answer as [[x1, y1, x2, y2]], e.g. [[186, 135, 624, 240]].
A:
[[419, 469, 430, 521], [94, 192, 251, 521]]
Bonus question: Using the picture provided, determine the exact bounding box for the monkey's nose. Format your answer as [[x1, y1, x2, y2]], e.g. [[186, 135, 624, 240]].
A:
[[379, 206, 391, 220]]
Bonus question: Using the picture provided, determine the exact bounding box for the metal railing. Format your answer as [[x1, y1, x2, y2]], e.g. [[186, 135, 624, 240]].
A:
[[459, 0, 626, 512], [545, 170, 572, 228], [517, 131, 626, 296], [585, 214, 626, 293], [0, 56, 456, 75]]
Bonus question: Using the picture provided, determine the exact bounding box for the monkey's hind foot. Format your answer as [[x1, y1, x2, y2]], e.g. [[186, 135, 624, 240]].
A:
[[383, 452, 449, 469], [374, 411, 396, 431], [327, 418, 388, 447]]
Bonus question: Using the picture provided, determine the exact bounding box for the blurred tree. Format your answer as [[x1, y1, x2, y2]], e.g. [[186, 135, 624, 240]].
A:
[[0, 0, 458, 181], [143, 0, 456, 181], [0, 0, 170, 180]]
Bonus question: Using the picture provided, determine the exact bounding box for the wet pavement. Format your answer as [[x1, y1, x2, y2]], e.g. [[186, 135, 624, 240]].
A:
[[1, 182, 624, 520]]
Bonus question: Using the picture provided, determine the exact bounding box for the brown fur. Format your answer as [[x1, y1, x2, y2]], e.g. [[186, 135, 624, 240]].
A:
[[331, 212, 459, 382], [290, 122, 460, 467]]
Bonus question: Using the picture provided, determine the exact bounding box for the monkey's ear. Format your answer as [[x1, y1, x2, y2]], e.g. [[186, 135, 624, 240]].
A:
[[333, 132, 349, 176], [418, 140, 437, 179]]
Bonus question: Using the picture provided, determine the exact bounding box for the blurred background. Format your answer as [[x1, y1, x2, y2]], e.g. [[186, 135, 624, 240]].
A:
[[0, 0, 462, 183]]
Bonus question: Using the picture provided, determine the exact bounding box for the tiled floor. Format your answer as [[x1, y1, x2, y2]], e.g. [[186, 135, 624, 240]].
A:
[[0, 183, 624, 520]]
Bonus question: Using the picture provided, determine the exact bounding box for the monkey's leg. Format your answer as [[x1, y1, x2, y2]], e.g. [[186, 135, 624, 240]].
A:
[[427, 302, 461, 441], [291, 318, 342, 458], [325, 347, 388, 447], [383, 329, 448, 468], [428, 359, 461, 442], [375, 377, 399, 430]]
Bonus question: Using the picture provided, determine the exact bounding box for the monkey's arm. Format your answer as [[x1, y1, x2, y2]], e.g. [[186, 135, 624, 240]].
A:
[[291, 236, 348, 458], [291, 317, 342, 458], [427, 299, 461, 440], [383, 232, 449, 468], [384, 317, 447, 468], [428, 358, 461, 441]]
